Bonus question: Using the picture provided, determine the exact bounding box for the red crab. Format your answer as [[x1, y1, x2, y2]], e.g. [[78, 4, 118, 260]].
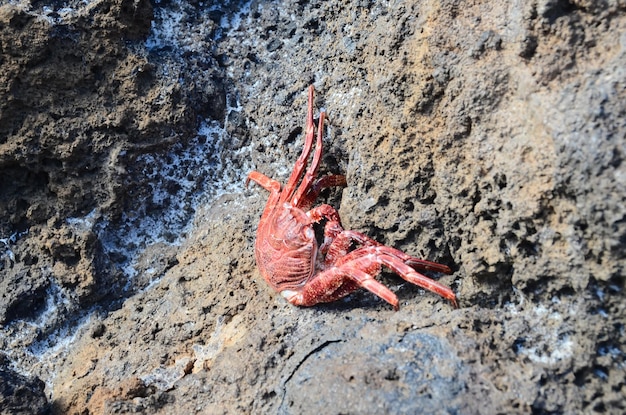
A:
[[246, 86, 458, 310]]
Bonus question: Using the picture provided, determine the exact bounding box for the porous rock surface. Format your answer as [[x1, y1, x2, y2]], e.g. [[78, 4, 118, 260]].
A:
[[0, 0, 624, 414]]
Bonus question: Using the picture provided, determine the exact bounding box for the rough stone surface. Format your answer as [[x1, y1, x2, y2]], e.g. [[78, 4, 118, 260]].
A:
[[1, 0, 625, 414], [0, 355, 49, 415]]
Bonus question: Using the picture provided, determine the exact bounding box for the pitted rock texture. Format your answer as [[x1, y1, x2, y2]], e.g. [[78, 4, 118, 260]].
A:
[[0, 0, 624, 414]]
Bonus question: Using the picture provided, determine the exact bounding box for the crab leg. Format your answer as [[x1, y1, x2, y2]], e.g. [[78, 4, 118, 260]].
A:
[[292, 108, 326, 207], [322, 230, 379, 266], [384, 255, 457, 307], [246, 171, 282, 222], [325, 230, 452, 274], [337, 246, 458, 308], [297, 174, 347, 211], [284, 245, 457, 310], [281, 267, 400, 310], [280, 85, 316, 204]]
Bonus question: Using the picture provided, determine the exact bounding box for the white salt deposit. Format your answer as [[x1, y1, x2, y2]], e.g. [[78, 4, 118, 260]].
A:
[[0, 0, 255, 390]]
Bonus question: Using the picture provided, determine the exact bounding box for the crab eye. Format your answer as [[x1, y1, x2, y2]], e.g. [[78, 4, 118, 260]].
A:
[[303, 227, 315, 240]]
